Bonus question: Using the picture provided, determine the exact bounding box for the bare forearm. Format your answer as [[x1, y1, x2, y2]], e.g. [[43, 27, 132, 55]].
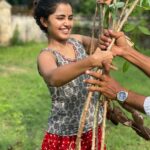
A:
[[122, 47, 150, 77], [125, 91, 146, 113], [46, 56, 93, 87]]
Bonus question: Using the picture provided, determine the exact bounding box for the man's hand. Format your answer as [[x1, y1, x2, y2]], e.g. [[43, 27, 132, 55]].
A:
[[99, 30, 131, 56], [84, 70, 125, 100], [97, 0, 112, 5]]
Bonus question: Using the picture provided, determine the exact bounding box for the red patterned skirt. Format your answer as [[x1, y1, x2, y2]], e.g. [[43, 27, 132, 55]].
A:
[[41, 127, 106, 150]]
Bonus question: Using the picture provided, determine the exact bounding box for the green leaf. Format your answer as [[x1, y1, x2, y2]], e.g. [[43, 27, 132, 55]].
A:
[[123, 23, 136, 32], [109, 2, 125, 9], [138, 26, 150, 35], [109, 8, 117, 21], [140, 0, 144, 6], [104, 7, 111, 28], [140, 0, 150, 6], [122, 61, 130, 73], [138, 5, 150, 10], [139, 0, 150, 9], [148, 0, 150, 6], [134, 45, 141, 52]]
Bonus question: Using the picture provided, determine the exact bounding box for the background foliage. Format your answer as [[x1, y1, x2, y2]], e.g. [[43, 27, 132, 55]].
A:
[[6, 0, 150, 49]]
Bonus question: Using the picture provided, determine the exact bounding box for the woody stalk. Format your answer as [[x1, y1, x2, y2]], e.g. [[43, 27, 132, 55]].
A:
[[75, 0, 140, 150]]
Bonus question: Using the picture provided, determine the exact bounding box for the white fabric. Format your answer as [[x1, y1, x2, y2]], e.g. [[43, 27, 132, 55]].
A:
[[143, 96, 150, 116]]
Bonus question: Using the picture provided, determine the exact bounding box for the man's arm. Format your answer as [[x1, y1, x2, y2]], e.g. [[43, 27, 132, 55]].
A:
[[84, 70, 150, 115], [99, 30, 150, 77], [121, 46, 150, 77]]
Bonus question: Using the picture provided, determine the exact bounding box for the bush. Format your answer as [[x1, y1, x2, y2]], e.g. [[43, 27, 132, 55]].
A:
[[10, 25, 24, 45]]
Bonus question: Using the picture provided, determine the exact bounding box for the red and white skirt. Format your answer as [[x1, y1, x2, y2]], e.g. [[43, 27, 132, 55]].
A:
[[41, 127, 106, 150]]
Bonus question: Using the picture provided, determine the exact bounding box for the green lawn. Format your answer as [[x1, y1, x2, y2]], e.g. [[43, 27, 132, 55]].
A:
[[0, 43, 150, 150]]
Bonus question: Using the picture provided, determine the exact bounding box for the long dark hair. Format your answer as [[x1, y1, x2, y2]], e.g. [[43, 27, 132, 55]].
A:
[[33, 0, 71, 34]]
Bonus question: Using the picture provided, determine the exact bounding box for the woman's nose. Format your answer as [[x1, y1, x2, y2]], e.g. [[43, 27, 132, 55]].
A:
[[64, 19, 71, 26]]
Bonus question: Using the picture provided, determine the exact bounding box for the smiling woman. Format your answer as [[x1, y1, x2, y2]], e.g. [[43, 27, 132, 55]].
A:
[[45, 3, 73, 41], [33, 0, 113, 150]]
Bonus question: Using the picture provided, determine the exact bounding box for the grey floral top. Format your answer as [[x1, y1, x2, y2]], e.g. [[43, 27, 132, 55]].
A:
[[43, 38, 103, 136]]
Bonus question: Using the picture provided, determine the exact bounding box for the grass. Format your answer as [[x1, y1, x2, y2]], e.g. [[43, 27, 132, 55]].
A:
[[0, 42, 50, 150], [0, 42, 150, 150]]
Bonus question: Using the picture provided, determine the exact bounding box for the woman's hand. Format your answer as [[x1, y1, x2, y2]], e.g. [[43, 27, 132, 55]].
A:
[[91, 47, 113, 70], [99, 30, 131, 57]]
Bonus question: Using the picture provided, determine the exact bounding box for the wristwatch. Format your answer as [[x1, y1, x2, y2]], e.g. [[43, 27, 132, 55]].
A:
[[117, 90, 128, 103]]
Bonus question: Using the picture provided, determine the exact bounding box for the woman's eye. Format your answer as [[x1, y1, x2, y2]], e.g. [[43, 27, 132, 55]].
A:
[[69, 17, 73, 20]]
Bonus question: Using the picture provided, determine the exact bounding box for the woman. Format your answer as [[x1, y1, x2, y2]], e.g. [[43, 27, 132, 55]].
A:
[[33, 0, 113, 149]]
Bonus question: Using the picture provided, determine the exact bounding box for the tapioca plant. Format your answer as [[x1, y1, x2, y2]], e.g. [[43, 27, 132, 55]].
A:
[[75, 1, 150, 150]]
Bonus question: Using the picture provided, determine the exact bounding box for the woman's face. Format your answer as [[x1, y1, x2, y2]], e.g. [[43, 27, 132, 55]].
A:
[[46, 3, 73, 41]]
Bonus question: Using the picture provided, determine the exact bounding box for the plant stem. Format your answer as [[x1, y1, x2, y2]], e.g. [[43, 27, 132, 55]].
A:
[[75, 1, 140, 150], [90, 3, 98, 55], [117, 0, 130, 28], [75, 92, 93, 150], [92, 96, 101, 150], [100, 99, 108, 150], [112, 0, 117, 30], [117, 0, 140, 32]]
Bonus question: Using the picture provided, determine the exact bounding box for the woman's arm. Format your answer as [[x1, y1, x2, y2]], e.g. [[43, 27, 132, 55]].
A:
[[37, 49, 113, 87]]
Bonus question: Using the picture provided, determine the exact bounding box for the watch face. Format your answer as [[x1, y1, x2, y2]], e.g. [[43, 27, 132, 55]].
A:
[[117, 91, 128, 102]]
